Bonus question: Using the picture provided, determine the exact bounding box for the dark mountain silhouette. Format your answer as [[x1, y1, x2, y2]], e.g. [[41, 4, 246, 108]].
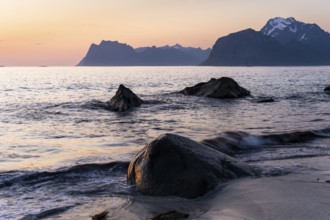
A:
[[137, 46, 199, 66], [202, 29, 294, 66], [78, 41, 139, 66], [202, 17, 330, 66], [78, 42, 210, 66], [160, 44, 211, 62]]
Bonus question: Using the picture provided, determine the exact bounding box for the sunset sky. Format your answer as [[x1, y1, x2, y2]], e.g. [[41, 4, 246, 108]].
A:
[[1, 0, 330, 66]]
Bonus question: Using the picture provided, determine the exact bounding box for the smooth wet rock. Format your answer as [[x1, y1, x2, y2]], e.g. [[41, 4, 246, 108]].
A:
[[257, 98, 275, 103], [91, 211, 108, 220], [201, 131, 251, 156], [127, 133, 255, 198], [152, 210, 189, 220], [108, 84, 143, 112], [264, 131, 318, 144], [180, 77, 251, 99]]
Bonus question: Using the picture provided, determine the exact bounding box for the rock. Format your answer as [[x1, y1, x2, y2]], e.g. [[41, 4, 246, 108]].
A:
[[264, 131, 318, 144], [201, 131, 251, 156], [257, 98, 275, 103], [152, 210, 189, 220], [91, 211, 108, 220], [180, 77, 251, 99], [324, 86, 330, 93], [127, 133, 256, 198], [108, 84, 143, 112]]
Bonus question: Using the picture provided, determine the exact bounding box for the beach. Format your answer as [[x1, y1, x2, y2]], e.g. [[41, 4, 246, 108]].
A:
[[0, 66, 329, 219]]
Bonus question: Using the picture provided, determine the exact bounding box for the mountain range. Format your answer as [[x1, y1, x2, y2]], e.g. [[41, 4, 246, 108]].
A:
[[78, 41, 211, 66], [78, 17, 330, 66], [202, 17, 330, 66]]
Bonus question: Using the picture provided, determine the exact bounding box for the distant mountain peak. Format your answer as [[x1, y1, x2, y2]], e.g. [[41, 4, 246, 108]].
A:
[[261, 17, 298, 37], [261, 16, 330, 45], [202, 17, 330, 66], [78, 41, 211, 66], [99, 40, 127, 46], [173, 43, 183, 49]]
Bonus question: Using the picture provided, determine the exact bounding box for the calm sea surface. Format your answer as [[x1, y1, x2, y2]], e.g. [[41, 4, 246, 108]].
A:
[[0, 66, 329, 219]]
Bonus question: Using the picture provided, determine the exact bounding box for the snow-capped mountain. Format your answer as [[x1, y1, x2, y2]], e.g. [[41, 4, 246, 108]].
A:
[[261, 17, 330, 46], [261, 17, 298, 38], [202, 17, 330, 66]]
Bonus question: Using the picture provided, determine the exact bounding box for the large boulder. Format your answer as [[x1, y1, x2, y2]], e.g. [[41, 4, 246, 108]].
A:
[[180, 77, 251, 98], [127, 133, 256, 198], [108, 84, 143, 112]]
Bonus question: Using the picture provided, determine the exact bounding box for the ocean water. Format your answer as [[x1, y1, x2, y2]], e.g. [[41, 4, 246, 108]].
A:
[[0, 66, 329, 219]]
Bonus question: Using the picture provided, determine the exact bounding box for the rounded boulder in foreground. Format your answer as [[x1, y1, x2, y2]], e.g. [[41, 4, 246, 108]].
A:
[[127, 133, 255, 199]]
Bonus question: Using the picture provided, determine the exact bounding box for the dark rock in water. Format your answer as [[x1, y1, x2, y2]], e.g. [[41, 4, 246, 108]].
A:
[[108, 84, 143, 112], [257, 98, 275, 103], [324, 86, 330, 93], [152, 210, 189, 220], [264, 131, 317, 144], [180, 77, 251, 99], [20, 206, 73, 220], [201, 131, 251, 156], [91, 211, 108, 220], [127, 133, 255, 198]]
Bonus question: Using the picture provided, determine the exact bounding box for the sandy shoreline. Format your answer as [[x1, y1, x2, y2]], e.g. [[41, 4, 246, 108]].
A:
[[203, 171, 330, 219], [100, 156, 330, 220], [45, 156, 330, 219]]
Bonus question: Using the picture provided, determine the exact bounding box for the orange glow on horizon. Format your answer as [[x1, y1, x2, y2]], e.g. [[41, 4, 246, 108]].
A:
[[1, 0, 330, 66]]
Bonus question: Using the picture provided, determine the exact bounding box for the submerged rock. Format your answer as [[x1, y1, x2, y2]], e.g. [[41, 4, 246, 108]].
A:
[[91, 211, 108, 220], [127, 133, 255, 198], [108, 84, 143, 112], [152, 210, 189, 220], [180, 77, 251, 99], [257, 97, 275, 103]]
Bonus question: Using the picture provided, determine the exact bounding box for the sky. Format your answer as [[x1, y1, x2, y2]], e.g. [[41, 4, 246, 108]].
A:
[[1, 0, 330, 66]]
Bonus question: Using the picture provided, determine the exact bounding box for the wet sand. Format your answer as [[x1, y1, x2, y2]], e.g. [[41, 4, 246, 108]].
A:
[[103, 156, 330, 220]]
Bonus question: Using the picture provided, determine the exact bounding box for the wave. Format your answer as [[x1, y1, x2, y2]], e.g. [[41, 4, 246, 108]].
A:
[[0, 161, 129, 189], [1, 128, 328, 193], [20, 205, 74, 220]]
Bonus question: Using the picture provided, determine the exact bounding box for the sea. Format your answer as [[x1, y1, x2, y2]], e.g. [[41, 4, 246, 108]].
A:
[[0, 66, 329, 219]]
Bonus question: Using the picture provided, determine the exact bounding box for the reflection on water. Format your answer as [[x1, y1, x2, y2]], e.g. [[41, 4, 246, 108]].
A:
[[0, 67, 329, 170], [0, 67, 329, 219]]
